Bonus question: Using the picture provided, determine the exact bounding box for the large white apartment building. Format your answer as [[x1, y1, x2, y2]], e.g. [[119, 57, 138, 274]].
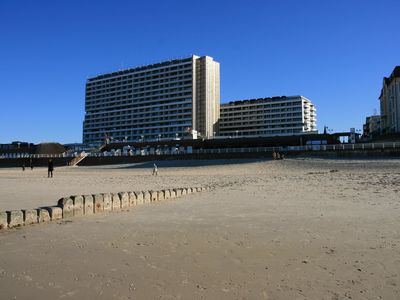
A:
[[218, 96, 317, 137], [83, 55, 220, 145]]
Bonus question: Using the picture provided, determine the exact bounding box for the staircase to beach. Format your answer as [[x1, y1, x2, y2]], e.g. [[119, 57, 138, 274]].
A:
[[69, 153, 87, 166]]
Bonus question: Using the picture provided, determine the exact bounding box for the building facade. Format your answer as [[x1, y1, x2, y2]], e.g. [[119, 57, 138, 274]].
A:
[[362, 115, 381, 140], [380, 66, 400, 134], [83, 55, 220, 145], [218, 96, 317, 138]]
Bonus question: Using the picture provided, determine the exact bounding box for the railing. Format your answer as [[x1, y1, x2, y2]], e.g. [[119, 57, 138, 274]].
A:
[[191, 142, 400, 154], [0, 153, 77, 159], [1, 142, 400, 159]]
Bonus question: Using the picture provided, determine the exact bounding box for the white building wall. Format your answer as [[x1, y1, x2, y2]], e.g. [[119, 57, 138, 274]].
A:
[[218, 96, 317, 138], [83, 55, 220, 144], [380, 67, 400, 133]]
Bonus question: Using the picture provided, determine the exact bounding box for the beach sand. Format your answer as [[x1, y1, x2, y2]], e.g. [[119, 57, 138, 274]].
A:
[[0, 158, 399, 299]]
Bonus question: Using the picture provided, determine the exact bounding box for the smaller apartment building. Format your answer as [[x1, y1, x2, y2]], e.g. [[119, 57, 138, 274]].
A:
[[363, 115, 381, 139], [218, 96, 316, 137]]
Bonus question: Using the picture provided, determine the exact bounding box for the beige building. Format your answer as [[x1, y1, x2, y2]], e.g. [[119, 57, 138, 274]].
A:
[[379, 66, 400, 133], [83, 55, 220, 145], [363, 115, 381, 139], [194, 56, 220, 138], [218, 96, 317, 137]]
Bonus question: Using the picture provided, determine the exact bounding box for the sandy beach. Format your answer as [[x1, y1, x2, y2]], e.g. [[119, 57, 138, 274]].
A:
[[0, 158, 399, 299]]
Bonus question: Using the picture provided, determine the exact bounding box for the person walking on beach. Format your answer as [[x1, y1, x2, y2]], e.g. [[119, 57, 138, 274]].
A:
[[152, 163, 158, 176], [48, 159, 54, 178], [272, 152, 277, 160]]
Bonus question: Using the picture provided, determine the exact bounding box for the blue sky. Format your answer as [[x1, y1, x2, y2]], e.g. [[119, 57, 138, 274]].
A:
[[0, 0, 399, 143]]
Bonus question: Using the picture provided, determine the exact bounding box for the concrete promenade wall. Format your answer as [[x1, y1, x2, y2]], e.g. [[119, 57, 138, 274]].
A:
[[79, 153, 271, 166], [0, 148, 399, 168], [70, 149, 400, 166], [0, 157, 71, 168], [71, 149, 400, 166], [0, 186, 212, 231]]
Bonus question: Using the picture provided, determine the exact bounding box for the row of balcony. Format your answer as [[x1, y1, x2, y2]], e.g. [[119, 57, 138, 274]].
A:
[[86, 96, 193, 114], [84, 117, 193, 131], [88, 60, 193, 83], [86, 78, 192, 95]]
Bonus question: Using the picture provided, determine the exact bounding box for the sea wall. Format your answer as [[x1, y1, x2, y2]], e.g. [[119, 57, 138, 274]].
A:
[[0, 148, 399, 169], [77, 149, 400, 166], [0, 157, 70, 168]]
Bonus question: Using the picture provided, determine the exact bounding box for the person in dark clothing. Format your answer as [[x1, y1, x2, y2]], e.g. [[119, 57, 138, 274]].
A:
[[22, 163, 25, 171], [30, 158, 34, 170], [48, 159, 54, 178]]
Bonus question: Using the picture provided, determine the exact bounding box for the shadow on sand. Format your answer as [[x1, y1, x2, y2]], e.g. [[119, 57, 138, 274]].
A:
[[97, 158, 268, 169]]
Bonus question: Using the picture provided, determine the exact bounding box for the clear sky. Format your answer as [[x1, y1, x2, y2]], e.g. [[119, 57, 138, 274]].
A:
[[1, 0, 399, 144]]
